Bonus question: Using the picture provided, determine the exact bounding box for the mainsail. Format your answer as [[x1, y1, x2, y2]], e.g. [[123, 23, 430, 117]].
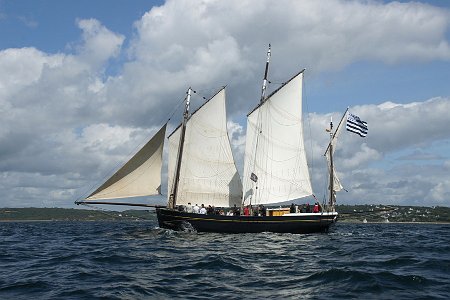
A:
[[242, 70, 313, 205], [167, 88, 243, 207], [86, 124, 166, 200]]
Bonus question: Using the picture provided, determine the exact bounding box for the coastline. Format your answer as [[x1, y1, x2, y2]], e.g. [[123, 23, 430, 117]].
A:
[[339, 220, 450, 224]]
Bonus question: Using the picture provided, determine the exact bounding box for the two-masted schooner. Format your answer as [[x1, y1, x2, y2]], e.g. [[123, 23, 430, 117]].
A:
[[76, 46, 345, 234]]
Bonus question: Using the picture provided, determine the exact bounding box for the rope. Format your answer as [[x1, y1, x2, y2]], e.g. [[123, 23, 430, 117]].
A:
[[268, 80, 285, 85]]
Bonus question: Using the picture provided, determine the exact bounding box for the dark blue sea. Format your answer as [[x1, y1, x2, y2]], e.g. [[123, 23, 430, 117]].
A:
[[1, 217, 449, 300]]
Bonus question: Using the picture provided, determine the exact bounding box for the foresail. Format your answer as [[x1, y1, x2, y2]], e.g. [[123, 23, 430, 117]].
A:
[[242, 71, 313, 205], [167, 89, 243, 207], [86, 124, 166, 200]]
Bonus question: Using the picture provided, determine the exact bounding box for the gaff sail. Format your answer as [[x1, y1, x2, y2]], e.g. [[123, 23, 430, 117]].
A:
[[167, 88, 243, 207], [242, 70, 313, 205]]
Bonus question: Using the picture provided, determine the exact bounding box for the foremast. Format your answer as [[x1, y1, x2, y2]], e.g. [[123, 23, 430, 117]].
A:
[[168, 87, 192, 209]]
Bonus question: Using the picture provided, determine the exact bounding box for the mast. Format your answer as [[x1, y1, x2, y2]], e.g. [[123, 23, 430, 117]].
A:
[[243, 48, 312, 205], [260, 44, 271, 103], [249, 44, 271, 207], [324, 107, 349, 211], [169, 87, 192, 209]]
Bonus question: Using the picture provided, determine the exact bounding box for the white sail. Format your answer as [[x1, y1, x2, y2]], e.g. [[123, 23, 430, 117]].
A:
[[167, 88, 243, 207], [242, 71, 313, 205], [326, 154, 344, 193], [86, 124, 166, 200]]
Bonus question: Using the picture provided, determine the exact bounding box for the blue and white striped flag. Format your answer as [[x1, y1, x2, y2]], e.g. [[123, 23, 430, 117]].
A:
[[346, 113, 368, 137]]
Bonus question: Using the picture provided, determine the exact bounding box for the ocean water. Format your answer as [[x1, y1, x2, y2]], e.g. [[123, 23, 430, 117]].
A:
[[1, 217, 449, 299]]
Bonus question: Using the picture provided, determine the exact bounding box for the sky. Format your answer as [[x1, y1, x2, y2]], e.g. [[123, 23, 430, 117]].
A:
[[1, 0, 450, 208]]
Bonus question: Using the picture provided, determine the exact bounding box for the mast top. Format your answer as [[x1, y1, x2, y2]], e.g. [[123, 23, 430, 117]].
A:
[[266, 44, 271, 62], [260, 44, 271, 103], [184, 87, 192, 118]]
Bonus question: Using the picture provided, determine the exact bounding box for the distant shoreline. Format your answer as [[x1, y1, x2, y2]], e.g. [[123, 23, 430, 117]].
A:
[[340, 220, 450, 224]]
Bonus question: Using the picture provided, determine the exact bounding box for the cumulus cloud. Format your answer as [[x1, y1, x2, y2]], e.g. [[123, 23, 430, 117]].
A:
[[118, 0, 450, 123], [75, 18, 125, 67], [1, 0, 450, 208], [130, 0, 450, 74], [429, 180, 450, 203]]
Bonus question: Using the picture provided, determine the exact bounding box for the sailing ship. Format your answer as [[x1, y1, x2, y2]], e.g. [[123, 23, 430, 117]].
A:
[[76, 45, 346, 234]]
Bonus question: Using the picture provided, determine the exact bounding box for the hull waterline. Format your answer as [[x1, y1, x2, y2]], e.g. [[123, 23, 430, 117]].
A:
[[156, 208, 338, 234]]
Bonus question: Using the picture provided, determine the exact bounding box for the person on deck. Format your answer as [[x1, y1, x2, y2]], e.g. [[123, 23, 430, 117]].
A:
[[290, 203, 296, 213], [186, 202, 193, 213], [306, 203, 311, 213], [300, 205, 306, 213], [243, 206, 250, 216], [313, 202, 320, 213], [253, 207, 258, 216], [233, 204, 240, 216], [193, 204, 200, 214], [260, 205, 267, 217], [200, 204, 207, 214]]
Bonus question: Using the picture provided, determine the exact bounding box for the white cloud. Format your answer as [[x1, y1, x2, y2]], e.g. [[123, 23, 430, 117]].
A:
[[444, 160, 450, 169], [428, 180, 450, 203], [359, 98, 450, 153], [75, 18, 125, 67], [0, 48, 63, 99], [130, 0, 450, 76], [17, 15, 38, 28]]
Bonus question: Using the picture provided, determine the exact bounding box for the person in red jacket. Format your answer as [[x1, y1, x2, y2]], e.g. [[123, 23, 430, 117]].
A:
[[313, 202, 320, 213], [243, 206, 250, 216]]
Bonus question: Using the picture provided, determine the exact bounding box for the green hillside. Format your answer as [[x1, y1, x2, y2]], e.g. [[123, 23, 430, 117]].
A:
[[0, 208, 154, 221], [337, 204, 450, 223]]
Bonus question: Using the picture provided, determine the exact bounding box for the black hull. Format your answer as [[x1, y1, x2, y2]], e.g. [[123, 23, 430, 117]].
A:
[[156, 208, 338, 234]]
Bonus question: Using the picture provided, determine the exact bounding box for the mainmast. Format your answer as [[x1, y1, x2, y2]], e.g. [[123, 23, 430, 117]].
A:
[[248, 44, 271, 208], [169, 87, 192, 209], [260, 44, 271, 103]]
